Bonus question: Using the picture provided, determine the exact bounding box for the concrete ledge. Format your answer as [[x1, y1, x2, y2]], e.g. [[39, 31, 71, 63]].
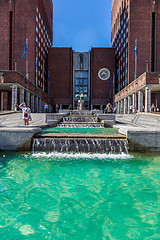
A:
[[47, 120, 58, 127], [0, 127, 42, 151], [97, 114, 116, 122], [117, 126, 160, 152], [127, 129, 160, 152], [103, 120, 115, 127], [46, 113, 66, 123], [59, 110, 70, 114], [92, 110, 103, 115]]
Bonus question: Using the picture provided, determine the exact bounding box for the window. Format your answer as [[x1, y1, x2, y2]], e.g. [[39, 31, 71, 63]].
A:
[[76, 79, 79, 85], [84, 79, 88, 85], [84, 86, 87, 93], [84, 72, 88, 78]]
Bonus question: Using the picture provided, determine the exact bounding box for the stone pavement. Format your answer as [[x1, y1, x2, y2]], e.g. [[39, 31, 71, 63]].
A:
[[115, 113, 160, 129], [0, 112, 47, 127]]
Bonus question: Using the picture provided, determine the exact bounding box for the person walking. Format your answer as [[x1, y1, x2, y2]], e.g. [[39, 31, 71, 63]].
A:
[[130, 105, 133, 114], [19, 102, 31, 126]]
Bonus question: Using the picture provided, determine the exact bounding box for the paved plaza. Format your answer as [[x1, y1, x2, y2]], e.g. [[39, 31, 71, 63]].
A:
[[0, 112, 47, 127], [1, 112, 160, 129]]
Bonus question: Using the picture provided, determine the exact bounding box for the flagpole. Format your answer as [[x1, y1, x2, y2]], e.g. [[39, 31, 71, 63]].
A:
[[36, 49, 38, 112], [26, 38, 29, 105], [125, 52, 128, 114], [118, 65, 120, 114], [43, 61, 45, 113], [134, 39, 137, 114], [113, 72, 115, 103]]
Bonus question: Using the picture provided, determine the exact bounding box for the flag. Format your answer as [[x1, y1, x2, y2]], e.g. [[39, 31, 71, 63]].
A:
[[22, 43, 27, 58], [113, 72, 115, 85], [134, 45, 138, 60], [117, 68, 119, 77], [36, 56, 38, 70]]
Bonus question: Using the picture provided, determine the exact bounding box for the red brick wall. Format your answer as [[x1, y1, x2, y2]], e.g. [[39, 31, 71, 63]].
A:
[[0, 0, 10, 70], [90, 48, 116, 105], [128, 0, 152, 83], [0, 0, 53, 103], [48, 47, 73, 105]]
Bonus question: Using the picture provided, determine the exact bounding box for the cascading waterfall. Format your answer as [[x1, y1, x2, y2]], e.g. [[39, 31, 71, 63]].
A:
[[33, 138, 128, 154]]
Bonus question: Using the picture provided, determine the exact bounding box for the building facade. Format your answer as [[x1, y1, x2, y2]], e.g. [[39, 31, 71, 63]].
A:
[[48, 47, 115, 110], [0, 0, 53, 112], [73, 52, 90, 110], [90, 48, 115, 110], [112, 0, 160, 113], [48, 47, 73, 110]]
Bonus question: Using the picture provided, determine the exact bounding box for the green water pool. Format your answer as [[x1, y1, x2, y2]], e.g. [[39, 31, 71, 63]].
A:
[[1, 152, 160, 239], [42, 127, 118, 135]]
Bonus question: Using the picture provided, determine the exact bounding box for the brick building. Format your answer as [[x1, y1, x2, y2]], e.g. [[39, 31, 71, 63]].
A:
[[48, 47, 73, 110], [48, 47, 115, 110], [90, 48, 115, 110], [0, 0, 53, 112], [112, 0, 160, 113]]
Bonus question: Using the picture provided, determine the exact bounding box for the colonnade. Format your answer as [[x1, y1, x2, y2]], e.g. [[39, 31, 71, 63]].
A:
[[9, 85, 53, 112], [116, 87, 151, 114]]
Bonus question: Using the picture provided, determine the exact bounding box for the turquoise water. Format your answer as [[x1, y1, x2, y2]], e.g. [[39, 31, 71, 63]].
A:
[[1, 152, 160, 239], [42, 127, 118, 135]]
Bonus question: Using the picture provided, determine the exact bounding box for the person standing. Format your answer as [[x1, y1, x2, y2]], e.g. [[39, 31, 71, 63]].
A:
[[14, 103, 18, 112], [19, 102, 31, 126], [44, 103, 48, 113], [56, 104, 59, 113]]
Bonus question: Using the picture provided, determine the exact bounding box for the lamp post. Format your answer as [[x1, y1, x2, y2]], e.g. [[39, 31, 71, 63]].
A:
[[125, 52, 128, 114], [26, 38, 29, 105], [118, 64, 120, 114], [145, 60, 149, 72], [134, 39, 138, 114], [14, 59, 17, 71]]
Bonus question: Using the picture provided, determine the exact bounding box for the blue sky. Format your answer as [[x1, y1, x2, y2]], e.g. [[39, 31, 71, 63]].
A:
[[53, 0, 112, 52]]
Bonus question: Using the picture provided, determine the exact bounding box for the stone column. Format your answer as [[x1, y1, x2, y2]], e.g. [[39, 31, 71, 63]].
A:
[[11, 85, 17, 111], [39, 98, 42, 113], [120, 99, 124, 114], [138, 90, 143, 112], [132, 93, 135, 113], [31, 94, 35, 113], [60, 104, 62, 110], [145, 86, 151, 112], [35, 96, 39, 113], [91, 105, 93, 110], [27, 92, 31, 108], [117, 101, 121, 114], [1, 92, 3, 111], [100, 105, 103, 110], [19, 88, 24, 104], [49, 104, 52, 113], [124, 97, 127, 114], [128, 95, 131, 114]]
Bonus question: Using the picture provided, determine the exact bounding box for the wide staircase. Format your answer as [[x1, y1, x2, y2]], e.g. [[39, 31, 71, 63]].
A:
[[57, 111, 104, 128]]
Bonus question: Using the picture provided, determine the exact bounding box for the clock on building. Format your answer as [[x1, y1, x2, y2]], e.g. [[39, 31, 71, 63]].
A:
[[98, 68, 110, 80]]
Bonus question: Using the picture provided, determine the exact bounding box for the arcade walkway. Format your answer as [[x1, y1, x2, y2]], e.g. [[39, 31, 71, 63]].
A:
[[114, 72, 160, 114]]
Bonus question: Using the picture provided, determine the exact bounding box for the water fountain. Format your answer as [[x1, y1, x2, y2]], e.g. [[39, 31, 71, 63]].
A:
[[33, 110, 128, 153]]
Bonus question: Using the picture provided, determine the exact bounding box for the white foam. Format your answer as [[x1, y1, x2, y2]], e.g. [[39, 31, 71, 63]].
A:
[[32, 152, 134, 160]]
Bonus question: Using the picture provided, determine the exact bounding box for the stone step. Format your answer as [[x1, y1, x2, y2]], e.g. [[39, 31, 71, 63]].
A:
[[57, 122, 104, 128]]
